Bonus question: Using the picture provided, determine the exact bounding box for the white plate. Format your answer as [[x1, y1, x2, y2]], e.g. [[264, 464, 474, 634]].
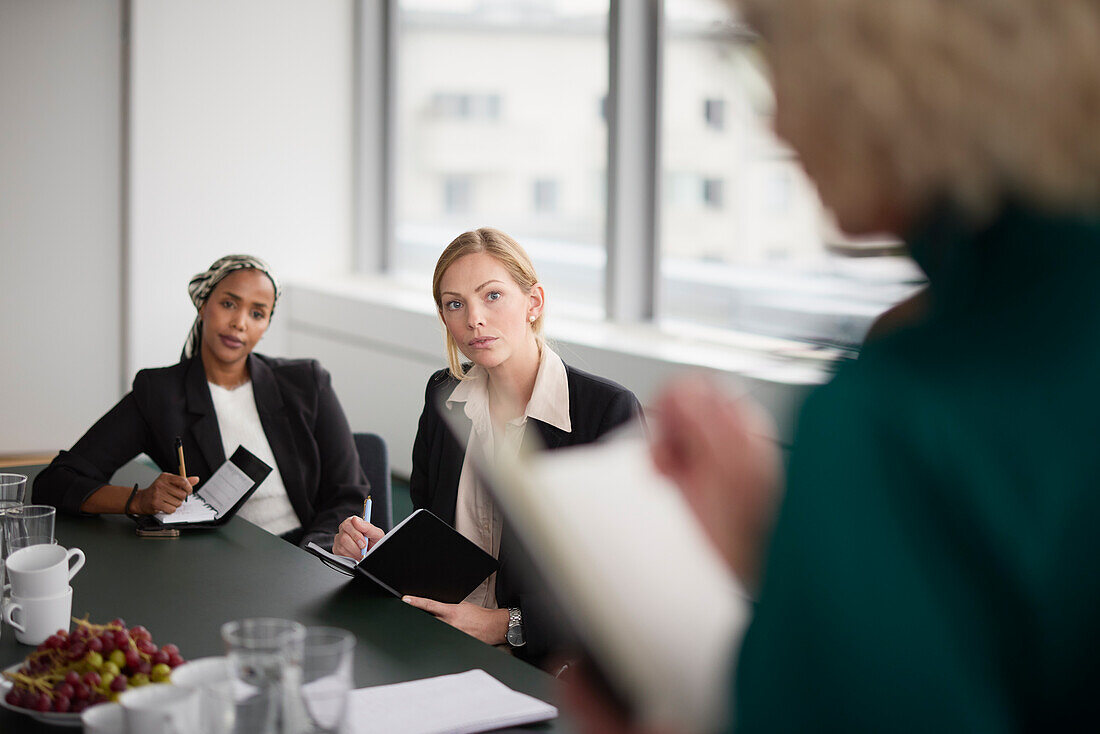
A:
[[0, 662, 87, 727]]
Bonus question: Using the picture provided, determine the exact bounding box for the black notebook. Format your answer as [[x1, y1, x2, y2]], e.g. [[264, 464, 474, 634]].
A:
[[143, 445, 272, 528], [307, 509, 499, 604]]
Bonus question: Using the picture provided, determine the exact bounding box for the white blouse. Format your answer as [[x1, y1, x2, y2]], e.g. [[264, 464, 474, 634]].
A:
[[445, 346, 572, 608], [207, 381, 300, 537]]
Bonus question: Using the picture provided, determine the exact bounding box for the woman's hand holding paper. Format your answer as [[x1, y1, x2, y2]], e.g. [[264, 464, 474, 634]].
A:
[[650, 376, 782, 590]]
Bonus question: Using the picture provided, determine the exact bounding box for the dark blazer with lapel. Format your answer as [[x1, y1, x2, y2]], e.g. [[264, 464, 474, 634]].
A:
[[33, 353, 368, 548], [410, 363, 644, 668]]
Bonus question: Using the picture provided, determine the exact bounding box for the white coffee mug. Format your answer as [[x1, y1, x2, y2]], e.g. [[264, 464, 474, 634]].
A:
[[171, 656, 236, 734], [120, 683, 202, 734], [4, 543, 85, 599], [3, 585, 72, 645], [82, 701, 124, 734]]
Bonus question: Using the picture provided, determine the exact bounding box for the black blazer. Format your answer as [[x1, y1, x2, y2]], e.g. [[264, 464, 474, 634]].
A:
[[410, 363, 644, 669], [33, 353, 369, 549]]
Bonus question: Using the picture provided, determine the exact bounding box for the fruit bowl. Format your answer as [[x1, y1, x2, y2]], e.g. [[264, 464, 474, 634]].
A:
[[0, 617, 186, 725]]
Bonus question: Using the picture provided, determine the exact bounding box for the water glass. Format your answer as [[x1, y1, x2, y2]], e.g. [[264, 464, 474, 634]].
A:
[[0, 474, 28, 601], [222, 618, 305, 734], [294, 627, 355, 734], [1, 504, 55, 552]]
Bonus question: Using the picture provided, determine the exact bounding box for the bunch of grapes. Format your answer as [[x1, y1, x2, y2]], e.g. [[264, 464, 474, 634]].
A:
[[2, 617, 186, 715]]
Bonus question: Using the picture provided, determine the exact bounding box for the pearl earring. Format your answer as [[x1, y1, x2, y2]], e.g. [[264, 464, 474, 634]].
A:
[[529, 315, 536, 322]]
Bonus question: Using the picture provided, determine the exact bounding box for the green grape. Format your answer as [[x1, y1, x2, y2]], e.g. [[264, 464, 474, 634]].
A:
[[129, 673, 150, 687], [150, 663, 171, 682], [108, 649, 126, 668], [102, 661, 121, 677], [100, 672, 116, 691], [85, 651, 104, 669]]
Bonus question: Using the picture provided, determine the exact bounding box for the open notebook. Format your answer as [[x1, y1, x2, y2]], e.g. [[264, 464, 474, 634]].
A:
[[152, 446, 271, 527], [307, 509, 498, 603], [442, 411, 751, 733]]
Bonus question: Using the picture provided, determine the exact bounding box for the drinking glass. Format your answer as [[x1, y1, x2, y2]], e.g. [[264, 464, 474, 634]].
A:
[[0, 474, 28, 601], [294, 627, 355, 734], [221, 618, 305, 734], [1, 504, 55, 552]]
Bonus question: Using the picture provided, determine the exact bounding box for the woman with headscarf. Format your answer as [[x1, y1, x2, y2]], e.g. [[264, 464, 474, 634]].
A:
[[33, 255, 369, 548]]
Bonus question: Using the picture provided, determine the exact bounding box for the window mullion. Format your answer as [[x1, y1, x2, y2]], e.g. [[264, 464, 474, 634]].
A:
[[606, 0, 662, 322], [354, 0, 396, 273]]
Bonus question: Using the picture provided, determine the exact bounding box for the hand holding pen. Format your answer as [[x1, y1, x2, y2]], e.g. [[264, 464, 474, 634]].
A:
[[332, 500, 386, 560], [129, 437, 198, 515]]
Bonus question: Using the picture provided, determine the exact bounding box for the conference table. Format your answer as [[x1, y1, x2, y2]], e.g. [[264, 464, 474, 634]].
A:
[[0, 466, 565, 732]]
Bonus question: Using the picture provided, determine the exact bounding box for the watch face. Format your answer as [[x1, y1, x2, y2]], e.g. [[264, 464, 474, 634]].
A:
[[507, 625, 526, 647]]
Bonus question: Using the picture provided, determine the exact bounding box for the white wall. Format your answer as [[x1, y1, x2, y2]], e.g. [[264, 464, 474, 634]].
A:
[[0, 0, 356, 455], [0, 0, 123, 454], [127, 0, 355, 377]]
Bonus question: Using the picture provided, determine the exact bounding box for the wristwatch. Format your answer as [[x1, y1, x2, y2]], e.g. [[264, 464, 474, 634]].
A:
[[506, 607, 526, 648]]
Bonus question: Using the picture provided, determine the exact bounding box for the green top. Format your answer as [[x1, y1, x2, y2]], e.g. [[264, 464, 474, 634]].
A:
[[735, 204, 1100, 731]]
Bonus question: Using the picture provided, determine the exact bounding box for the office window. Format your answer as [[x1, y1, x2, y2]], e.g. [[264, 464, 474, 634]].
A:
[[394, 0, 610, 313], [660, 0, 924, 345]]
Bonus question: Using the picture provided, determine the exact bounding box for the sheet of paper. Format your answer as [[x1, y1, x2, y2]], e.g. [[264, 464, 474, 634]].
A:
[[197, 459, 254, 515], [156, 494, 217, 524], [344, 669, 557, 734]]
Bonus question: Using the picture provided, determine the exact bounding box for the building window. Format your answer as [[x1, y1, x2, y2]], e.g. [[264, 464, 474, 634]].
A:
[[702, 178, 723, 209], [533, 179, 559, 214], [444, 176, 472, 214], [703, 98, 725, 131], [430, 92, 502, 120]]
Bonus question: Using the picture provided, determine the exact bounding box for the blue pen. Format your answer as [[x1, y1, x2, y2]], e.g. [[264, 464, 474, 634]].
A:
[[361, 496, 372, 559]]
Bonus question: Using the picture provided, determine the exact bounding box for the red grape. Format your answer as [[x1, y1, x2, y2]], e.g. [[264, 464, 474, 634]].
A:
[[167, 652, 185, 667], [52, 694, 71, 713], [136, 661, 152, 676], [109, 617, 126, 629], [33, 693, 51, 712], [56, 682, 75, 699], [129, 625, 151, 642], [136, 639, 157, 656], [4, 690, 20, 706], [113, 630, 128, 648], [72, 682, 90, 701], [64, 671, 81, 687], [87, 636, 104, 653], [83, 671, 102, 688], [43, 635, 64, 650], [161, 643, 180, 656], [152, 649, 170, 665], [109, 675, 127, 693], [124, 649, 141, 670]]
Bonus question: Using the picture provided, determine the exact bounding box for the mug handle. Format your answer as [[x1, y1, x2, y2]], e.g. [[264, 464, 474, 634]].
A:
[[2, 599, 25, 633], [66, 548, 86, 582]]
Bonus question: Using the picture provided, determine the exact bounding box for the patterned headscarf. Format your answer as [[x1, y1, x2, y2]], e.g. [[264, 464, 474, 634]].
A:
[[182, 254, 281, 359]]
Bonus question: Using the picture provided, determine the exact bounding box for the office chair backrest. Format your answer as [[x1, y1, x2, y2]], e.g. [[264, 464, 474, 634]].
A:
[[353, 432, 394, 533]]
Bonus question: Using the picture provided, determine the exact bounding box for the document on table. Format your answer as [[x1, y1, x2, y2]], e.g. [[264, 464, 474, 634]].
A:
[[156, 451, 259, 525], [344, 669, 557, 734]]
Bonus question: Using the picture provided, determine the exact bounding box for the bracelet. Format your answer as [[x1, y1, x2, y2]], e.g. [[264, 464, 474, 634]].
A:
[[124, 484, 140, 516]]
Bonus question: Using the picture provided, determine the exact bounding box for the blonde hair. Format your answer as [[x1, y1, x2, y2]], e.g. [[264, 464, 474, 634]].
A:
[[432, 228, 545, 380], [738, 0, 1100, 222]]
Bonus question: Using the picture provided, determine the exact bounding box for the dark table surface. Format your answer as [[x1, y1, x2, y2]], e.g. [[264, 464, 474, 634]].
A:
[[0, 465, 566, 732]]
